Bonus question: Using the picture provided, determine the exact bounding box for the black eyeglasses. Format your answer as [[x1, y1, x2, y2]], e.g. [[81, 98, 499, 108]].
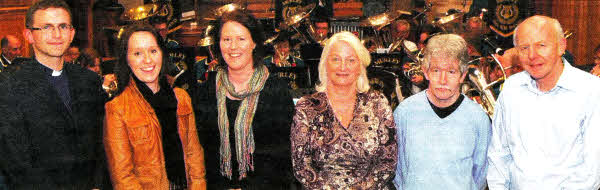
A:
[[29, 24, 74, 33]]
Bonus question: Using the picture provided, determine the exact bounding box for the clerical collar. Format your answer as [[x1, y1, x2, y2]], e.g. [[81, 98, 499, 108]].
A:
[[427, 93, 464, 119], [52, 70, 63, 76], [37, 60, 65, 77]]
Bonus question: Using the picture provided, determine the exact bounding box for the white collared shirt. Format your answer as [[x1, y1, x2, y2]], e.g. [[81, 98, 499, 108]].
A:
[[487, 59, 600, 189]]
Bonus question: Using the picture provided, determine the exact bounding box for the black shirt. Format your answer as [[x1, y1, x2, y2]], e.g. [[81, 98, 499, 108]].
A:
[[42, 65, 72, 113], [189, 73, 297, 189], [428, 94, 465, 119]]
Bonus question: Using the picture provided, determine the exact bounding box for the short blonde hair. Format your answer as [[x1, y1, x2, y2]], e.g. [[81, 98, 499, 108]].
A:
[[315, 31, 371, 93]]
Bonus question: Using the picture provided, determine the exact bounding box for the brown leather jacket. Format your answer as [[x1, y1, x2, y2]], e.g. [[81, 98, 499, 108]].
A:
[[104, 80, 206, 190]]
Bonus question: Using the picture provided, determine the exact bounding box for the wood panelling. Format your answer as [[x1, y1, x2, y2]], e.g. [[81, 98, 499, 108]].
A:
[[3, 0, 597, 65], [428, 0, 472, 17], [387, 0, 473, 19], [387, 0, 600, 66], [0, 0, 30, 7], [333, 2, 362, 18], [247, 2, 275, 18], [550, 0, 600, 66], [0, 2, 31, 57]]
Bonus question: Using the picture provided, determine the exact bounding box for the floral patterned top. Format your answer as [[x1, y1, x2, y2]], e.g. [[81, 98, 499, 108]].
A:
[[291, 90, 397, 190]]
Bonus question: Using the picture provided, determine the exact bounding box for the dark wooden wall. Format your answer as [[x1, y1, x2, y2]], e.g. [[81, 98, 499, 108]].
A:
[[1, 0, 598, 65], [0, 0, 94, 57], [0, 0, 32, 57], [547, 0, 600, 66], [388, 0, 600, 66]]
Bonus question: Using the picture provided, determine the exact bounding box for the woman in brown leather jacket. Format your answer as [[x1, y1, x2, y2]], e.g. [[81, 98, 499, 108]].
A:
[[104, 24, 206, 190]]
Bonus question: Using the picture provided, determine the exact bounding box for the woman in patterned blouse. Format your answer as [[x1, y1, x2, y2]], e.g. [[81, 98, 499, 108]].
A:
[[291, 31, 398, 189]]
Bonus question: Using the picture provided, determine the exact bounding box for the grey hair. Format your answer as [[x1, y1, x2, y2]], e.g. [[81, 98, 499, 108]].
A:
[[513, 15, 564, 46], [316, 31, 371, 93], [422, 34, 469, 74]]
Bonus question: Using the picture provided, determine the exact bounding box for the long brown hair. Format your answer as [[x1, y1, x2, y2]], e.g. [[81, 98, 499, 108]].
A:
[[113, 23, 169, 97]]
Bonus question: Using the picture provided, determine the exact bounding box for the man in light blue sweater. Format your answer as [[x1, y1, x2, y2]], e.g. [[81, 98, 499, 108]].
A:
[[393, 34, 491, 190]]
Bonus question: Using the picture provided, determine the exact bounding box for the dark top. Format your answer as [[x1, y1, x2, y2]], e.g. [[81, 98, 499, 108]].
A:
[[428, 94, 465, 119], [134, 76, 187, 186], [189, 72, 296, 189], [0, 59, 107, 189], [44, 66, 72, 113]]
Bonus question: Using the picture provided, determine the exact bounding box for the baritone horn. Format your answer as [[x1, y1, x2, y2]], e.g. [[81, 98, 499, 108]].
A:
[[465, 66, 499, 118], [464, 54, 507, 118]]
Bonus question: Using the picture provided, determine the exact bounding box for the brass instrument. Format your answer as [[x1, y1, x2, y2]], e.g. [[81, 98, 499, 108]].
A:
[[200, 3, 244, 22], [122, 3, 172, 22], [279, 3, 315, 29], [121, 2, 191, 36], [212, 4, 243, 19], [197, 25, 214, 47], [464, 67, 499, 117], [264, 33, 279, 45], [196, 25, 218, 72], [359, 10, 411, 49], [278, 3, 324, 45], [107, 80, 118, 97], [359, 10, 411, 31], [401, 40, 424, 78], [433, 12, 465, 33], [102, 75, 118, 98], [564, 30, 573, 39], [404, 61, 424, 80], [463, 55, 507, 118]]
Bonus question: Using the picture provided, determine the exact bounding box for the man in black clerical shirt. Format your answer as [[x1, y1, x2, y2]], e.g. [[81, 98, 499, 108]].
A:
[[0, 0, 107, 188]]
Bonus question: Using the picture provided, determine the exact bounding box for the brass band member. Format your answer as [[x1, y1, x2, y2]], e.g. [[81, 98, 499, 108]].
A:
[[0, 35, 23, 72], [291, 31, 397, 189], [189, 9, 297, 189], [264, 32, 306, 90], [104, 24, 206, 189], [263, 34, 304, 68]]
